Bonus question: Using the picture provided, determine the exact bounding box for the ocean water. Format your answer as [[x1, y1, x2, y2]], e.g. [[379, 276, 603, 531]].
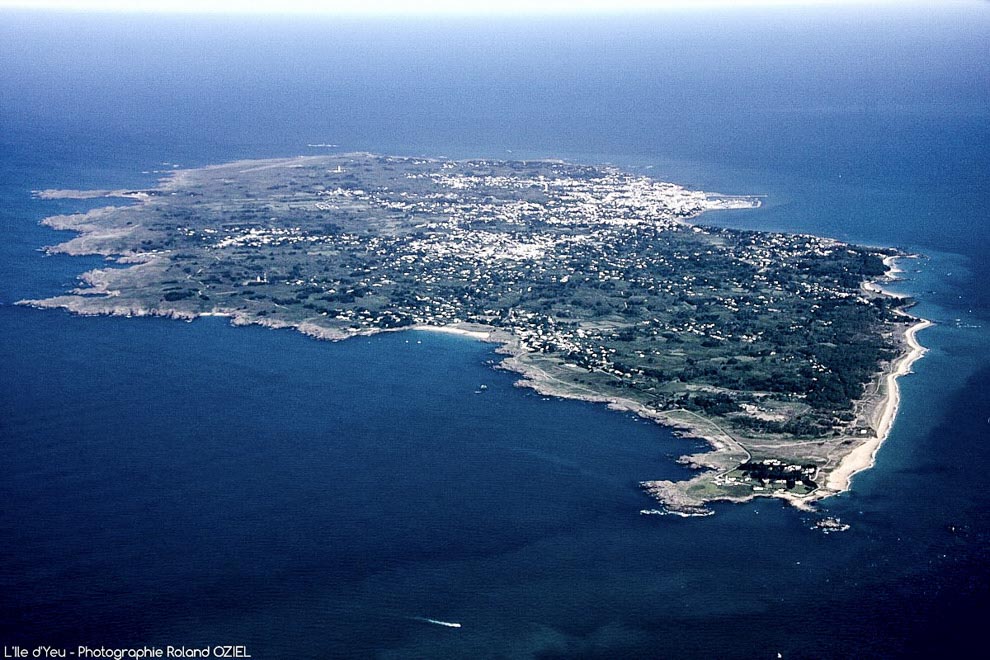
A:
[[1, 6, 989, 658]]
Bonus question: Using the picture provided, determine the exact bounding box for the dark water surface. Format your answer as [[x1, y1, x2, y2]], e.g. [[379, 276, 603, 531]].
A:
[[1, 6, 988, 658]]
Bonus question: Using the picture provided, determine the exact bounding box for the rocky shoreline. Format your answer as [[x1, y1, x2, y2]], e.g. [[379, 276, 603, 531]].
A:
[[19, 160, 927, 516]]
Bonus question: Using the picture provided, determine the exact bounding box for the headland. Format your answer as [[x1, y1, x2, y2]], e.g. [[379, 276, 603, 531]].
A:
[[21, 153, 928, 514]]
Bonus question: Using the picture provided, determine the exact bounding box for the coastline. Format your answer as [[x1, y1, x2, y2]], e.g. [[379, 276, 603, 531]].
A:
[[22, 278, 929, 515], [18, 258, 929, 515], [824, 316, 932, 493], [633, 254, 932, 514], [19, 166, 931, 516]]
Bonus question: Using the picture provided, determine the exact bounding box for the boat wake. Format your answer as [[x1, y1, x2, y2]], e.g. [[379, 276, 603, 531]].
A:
[[410, 616, 462, 628]]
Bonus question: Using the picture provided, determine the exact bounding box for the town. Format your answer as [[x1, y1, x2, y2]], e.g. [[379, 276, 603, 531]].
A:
[[30, 153, 912, 509]]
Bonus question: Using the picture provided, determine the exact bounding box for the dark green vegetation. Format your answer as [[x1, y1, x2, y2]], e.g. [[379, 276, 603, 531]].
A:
[[31, 154, 914, 505], [738, 460, 819, 491]]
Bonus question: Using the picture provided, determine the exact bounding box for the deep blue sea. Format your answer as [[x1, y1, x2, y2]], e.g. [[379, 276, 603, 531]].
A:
[[1, 6, 988, 658]]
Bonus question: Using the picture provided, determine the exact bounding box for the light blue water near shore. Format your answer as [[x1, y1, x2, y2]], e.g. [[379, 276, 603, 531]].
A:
[[1, 6, 989, 658]]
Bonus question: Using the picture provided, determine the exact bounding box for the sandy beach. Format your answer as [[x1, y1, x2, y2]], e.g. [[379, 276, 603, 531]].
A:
[[412, 324, 495, 341], [825, 317, 933, 492], [20, 176, 933, 515], [19, 278, 932, 514]]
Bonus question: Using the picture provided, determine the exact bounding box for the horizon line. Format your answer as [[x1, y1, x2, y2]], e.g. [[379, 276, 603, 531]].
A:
[[0, 0, 969, 17]]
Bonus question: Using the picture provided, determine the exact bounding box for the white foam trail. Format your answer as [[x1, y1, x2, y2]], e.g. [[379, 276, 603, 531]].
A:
[[411, 616, 462, 628]]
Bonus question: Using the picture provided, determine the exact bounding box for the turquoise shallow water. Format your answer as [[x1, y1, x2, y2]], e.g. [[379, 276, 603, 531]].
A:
[[1, 6, 989, 658]]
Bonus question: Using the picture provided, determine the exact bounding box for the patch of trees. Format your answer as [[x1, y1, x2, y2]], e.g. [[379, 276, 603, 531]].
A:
[[162, 290, 194, 301], [685, 392, 740, 415]]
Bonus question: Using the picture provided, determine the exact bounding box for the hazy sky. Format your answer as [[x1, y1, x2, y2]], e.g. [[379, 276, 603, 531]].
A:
[[0, 0, 966, 15]]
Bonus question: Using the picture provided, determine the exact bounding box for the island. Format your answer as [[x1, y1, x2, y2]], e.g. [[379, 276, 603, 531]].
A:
[[21, 153, 930, 515]]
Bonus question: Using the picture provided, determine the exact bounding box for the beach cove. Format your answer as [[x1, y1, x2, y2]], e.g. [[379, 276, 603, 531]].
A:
[[2, 6, 988, 657], [21, 154, 925, 515]]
